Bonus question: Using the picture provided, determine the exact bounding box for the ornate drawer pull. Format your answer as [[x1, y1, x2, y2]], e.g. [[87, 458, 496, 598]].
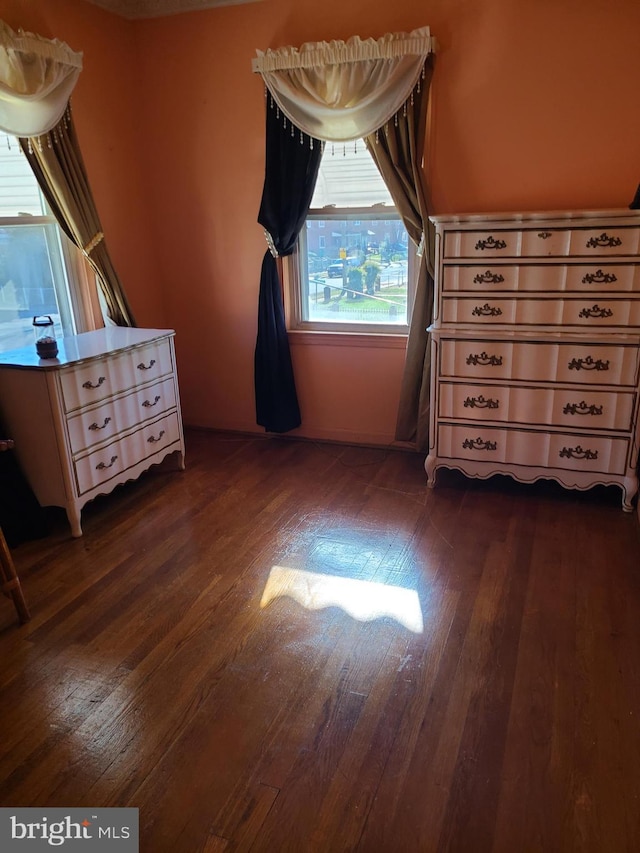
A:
[[142, 395, 161, 408], [562, 401, 603, 416], [466, 352, 503, 366], [568, 356, 610, 371], [586, 233, 622, 249], [96, 455, 118, 470], [82, 376, 106, 390], [474, 236, 507, 251], [147, 430, 165, 444], [472, 303, 503, 317], [137, 358, 156, 371], [582, 269, 617, 284], [538, 231, 552, 239], [559, 445, 598, 461], [464, 395, 499, 409], [473, 270, 505, 284], [462, 437, 497, 451], [578, 304, 613, 319], [88, 417, 112, 431]]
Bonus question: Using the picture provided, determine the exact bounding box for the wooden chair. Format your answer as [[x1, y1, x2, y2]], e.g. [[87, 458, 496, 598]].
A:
[[0, 439, 30, 624]]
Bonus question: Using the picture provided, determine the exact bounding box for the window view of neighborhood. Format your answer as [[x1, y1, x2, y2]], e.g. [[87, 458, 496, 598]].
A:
[[299, 140, 410, 328], [0, 132, 72, 353], [302, 215, 409, 325]]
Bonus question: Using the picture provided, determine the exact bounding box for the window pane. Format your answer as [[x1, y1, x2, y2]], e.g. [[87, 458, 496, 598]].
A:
[[0, 133, 44, 216], [311, 141, 393, 208], [301, 216, 409, 326], [0, 223, 73, 352], [0, 132, 77, 354], [298, 140, 412, 331]]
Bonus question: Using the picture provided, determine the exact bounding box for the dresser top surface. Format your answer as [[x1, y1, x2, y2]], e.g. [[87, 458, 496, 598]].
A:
[[429, 209, 640, 228], [0, 327, 175, 370]]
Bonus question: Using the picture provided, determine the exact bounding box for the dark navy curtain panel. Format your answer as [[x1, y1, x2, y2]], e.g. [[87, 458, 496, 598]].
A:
[[255, 101, 322, 433]]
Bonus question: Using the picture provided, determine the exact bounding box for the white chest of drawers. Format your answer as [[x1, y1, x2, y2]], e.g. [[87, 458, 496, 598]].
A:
[[425, 209, 640, 510], [0, 327, 185, 536]]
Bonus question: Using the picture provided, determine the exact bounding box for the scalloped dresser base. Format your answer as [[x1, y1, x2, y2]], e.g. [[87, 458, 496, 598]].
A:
[[425, 455, 638, 512]]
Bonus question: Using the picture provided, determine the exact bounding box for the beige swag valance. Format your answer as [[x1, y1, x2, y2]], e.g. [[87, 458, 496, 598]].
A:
[[0, 20, 82, 137], [252, 26, 435, 143]]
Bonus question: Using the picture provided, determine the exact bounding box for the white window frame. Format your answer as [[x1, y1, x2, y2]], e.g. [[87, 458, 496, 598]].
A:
[[286, 208, 416, 336], [0, 136, 101, 354]]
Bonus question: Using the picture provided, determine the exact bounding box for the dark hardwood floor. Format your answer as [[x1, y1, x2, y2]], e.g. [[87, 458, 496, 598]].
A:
[[1, 428, 640, 852]]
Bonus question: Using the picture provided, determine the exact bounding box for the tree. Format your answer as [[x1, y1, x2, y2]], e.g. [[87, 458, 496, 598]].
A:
[[362, 260, 380, 295], [347, 267, 363, 299]]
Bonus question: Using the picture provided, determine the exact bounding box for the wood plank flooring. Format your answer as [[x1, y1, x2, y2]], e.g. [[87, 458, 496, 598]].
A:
[[1, 428, 639, 852]]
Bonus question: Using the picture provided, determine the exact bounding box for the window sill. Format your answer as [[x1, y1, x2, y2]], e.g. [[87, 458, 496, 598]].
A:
[[288, 329, 408, 348]]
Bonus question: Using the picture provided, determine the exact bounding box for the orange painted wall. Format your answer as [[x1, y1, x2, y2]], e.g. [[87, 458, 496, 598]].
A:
[[2, 0, 639, 445]]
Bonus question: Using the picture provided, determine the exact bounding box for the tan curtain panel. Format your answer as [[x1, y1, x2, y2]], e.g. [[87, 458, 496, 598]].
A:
[[20, 111, 136, 327], [365, 56, 435, 450]]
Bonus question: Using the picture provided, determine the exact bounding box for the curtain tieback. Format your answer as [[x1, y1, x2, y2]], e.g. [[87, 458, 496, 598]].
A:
[[417, 231, 425, 257], [83, 231, 104, 256], [263, 229, 279, 258]]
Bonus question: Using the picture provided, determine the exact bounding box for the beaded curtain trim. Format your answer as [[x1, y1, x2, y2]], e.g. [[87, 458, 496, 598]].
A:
[[264, 62, 427, 151]]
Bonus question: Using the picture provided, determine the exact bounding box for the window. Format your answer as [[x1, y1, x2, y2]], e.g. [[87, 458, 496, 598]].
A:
[[290, 139, 413, 334], [0, 132, 94, 354]]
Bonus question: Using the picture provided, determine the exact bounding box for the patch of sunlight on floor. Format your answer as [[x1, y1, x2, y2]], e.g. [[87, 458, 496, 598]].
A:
[[260, 565, 424, 633]]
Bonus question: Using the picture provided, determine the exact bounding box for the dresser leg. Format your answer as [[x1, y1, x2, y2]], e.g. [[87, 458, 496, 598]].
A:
[[67, 506, 83, 538], [425, 454, 437, 487], [622, 474, 638, 512]]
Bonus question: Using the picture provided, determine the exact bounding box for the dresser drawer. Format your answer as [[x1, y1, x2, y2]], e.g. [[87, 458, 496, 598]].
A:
[[66, 376, 178, 454], [441, 296, 640, 328], [438, 382, 635, 432], [442, 263, 640, 294], [60, 339, 174, 413], [436, 424, 630, 476], [74, 412, 181, 496], [573, 227, 640, 257], [443, 226, 640, 259], [439, 339, 640, 386]]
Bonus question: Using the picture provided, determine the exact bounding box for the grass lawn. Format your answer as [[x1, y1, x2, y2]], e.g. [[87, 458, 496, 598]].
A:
[[308, 281, 407, 322]]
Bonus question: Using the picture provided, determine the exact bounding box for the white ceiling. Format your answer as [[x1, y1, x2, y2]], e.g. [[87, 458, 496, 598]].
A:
[[83, 0, 261, 19]]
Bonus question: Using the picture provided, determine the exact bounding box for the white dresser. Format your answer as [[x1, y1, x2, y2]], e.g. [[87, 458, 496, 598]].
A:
[[0, 327, 185, 536], [425, 209, 640, 510]]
